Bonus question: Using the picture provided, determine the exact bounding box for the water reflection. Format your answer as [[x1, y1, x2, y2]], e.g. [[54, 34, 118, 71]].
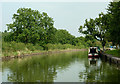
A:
[[2, 51, 120, 82], [79, 56, 120, 82], [88, 58, 98, 65], [2, 52, 87, 82]]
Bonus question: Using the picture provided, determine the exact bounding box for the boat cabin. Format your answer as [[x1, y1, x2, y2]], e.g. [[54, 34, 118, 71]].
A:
[[88, 47, 99, 57]]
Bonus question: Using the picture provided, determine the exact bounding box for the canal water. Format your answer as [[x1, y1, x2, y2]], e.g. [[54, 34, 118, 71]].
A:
[[1, 51, 120, 82]]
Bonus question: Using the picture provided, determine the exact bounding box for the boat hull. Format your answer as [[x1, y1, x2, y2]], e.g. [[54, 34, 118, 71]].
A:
[[88, 53, 99, 58]]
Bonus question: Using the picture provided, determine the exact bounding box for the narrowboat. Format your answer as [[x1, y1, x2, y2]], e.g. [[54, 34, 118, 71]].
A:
[[88, 47, 99, 57]]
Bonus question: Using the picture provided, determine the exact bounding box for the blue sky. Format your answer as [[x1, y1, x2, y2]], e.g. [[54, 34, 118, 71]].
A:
[[1, 2, 110, 37]]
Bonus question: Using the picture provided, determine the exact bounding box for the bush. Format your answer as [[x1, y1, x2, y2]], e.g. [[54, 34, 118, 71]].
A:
[[11, 41, 26, 51], [2, 41, 26, 52], [2, 41, 87, 57], [26, 43, 35, 51], [2, 41, 44, 53], [45, 43, 85, 50], [63, 44, 74, 49], [34, 44, 43, 50]]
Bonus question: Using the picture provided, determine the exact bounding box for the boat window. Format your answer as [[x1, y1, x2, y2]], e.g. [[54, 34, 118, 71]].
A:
[[90, 48, 97, 53]]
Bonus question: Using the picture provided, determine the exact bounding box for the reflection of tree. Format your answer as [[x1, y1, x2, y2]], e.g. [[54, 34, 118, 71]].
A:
[[79, 58, 120, 82], [2, 51, 87, 82]]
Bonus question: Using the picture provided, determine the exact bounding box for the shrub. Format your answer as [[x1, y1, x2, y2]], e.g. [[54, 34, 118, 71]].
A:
[[34, 44, 43, 50], [11, 41, 26, 51], [26, 43, 35, 51], [45, 43, 84, 50]]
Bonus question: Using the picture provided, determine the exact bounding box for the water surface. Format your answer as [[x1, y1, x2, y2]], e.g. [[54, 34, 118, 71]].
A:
[[2, 51, 120, 82]]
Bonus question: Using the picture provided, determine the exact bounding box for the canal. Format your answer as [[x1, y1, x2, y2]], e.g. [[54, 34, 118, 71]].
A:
[[1, 51, 120, 82]]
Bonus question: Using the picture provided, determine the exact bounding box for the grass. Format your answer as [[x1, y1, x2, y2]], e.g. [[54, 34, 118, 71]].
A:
[[2, 41, 44, 57], [45, 43, 86, 50], [105, 49, 120, 57], [2, 41, 86, 57]]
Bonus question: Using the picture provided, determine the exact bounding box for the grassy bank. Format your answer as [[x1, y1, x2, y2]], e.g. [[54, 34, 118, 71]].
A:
[[2, 41, 87, 57], [105, 49, 120, 58]]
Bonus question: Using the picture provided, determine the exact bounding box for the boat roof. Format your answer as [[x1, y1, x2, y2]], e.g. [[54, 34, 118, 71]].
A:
[[90, 47, 97, 49]]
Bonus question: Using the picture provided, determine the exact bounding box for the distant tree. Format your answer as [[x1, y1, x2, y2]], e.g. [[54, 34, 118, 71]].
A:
[[6, 8, 56, 45], [55, 29, 76, 45], [84, 35, 96, 47], [75, 36, 86, 46]]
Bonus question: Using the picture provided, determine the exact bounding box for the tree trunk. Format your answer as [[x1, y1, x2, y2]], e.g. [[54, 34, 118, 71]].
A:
[[103, 45, 105, 51], [102, 40, 106, 51]]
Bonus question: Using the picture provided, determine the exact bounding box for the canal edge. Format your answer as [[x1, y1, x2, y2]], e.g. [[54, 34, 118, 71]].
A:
[[100, 51, 120, 67]]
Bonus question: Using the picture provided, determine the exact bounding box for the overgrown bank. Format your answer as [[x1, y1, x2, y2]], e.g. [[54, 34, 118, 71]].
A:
[[2, 41, 87, 58], [2, 42, 87, 60]]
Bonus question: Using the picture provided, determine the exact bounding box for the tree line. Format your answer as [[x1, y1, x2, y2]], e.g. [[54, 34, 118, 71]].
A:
[[2, 7, 102, 51]]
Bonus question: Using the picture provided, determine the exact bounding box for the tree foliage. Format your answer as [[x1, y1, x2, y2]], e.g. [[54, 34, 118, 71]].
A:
[[79, 1, 120, 49], [6, 8, 56, 45], [3, 7, 104, 51], [79, 13, 110, 50], [55, 29, 76, 45], [107, 2, 120, 45]]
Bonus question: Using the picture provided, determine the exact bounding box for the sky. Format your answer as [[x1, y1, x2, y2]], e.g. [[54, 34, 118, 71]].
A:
[[0, 0, 112, 37]]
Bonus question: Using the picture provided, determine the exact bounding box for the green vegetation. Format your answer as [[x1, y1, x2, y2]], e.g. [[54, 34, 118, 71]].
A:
[[105, 49, 120, 57], [107, 2, 120, 48], [2, 41, 43, 57], [5, 8, 56, 45], [79, 1, 120, 50], [2, 8, 102, 57], [79, 13, 110, 50], [2, 41, 85, 57], [3, 1, 120, 57]]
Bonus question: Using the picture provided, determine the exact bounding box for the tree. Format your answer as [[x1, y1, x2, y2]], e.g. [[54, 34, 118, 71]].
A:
[[6, 8, 56, 45], [55, 29, 76, 45], [79, 13, 110, 50], [107, 2, 120, 48]]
